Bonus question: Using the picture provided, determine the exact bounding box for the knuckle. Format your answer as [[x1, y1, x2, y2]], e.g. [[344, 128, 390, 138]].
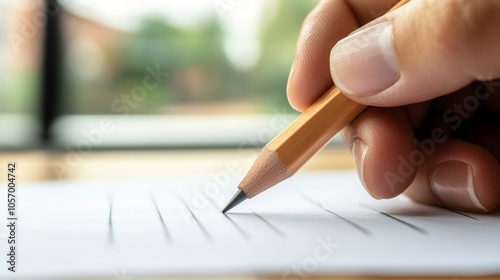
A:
[[431, 0, 495, 56]]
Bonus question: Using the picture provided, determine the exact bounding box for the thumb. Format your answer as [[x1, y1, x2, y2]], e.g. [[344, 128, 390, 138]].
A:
[[329, 0, 500, 106]]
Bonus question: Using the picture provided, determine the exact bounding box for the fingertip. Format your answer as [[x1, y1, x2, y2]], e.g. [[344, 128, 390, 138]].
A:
[[405, 140, 500, 213], [286, 62, 301, 112], [430, 161, 489, 212], [287, 0, 361, 112], [286, 62, 309, 112], [344, 107, 417, 199], [429, 144, 500, 213], [351, 137, 371, 196]]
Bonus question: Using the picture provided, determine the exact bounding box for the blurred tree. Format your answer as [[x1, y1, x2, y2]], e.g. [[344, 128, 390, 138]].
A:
[[253, 0, 320, 113], [61, 0, 319, 115]]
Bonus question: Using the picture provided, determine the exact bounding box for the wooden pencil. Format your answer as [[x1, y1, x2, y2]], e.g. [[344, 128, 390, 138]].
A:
[[222, 0, 410, 213]]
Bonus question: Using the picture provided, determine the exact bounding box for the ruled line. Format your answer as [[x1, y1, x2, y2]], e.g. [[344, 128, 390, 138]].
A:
[[361, 204, 428, 235], [445, 208, 479, 220], [252, 212, 286, 238], [224, 215, 251, 241], [150, 193, 174, 243], [177, 194, 214, 243], [301, 194, 372, 237], [107, 193, 115, 246]]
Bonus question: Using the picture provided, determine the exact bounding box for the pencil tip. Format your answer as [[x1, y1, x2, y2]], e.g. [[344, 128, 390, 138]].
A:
[[222, 190, 248, 214]]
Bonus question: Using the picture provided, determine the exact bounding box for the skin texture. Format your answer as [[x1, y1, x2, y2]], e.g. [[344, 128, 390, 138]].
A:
[[287, 0, 500, 212]]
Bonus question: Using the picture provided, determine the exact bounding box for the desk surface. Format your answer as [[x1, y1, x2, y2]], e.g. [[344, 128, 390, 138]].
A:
[[0, 148, 354, 182]]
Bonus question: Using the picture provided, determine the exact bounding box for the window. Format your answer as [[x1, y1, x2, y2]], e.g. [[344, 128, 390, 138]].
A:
[[0, 0, 43, 147], [2, 0, 345, 149]]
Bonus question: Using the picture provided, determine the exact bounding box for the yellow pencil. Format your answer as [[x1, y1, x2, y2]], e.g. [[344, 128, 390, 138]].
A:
[[222, 0, 410, 213]]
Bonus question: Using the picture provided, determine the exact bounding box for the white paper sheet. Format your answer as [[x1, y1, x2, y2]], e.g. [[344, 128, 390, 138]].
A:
[[0, 171, 499, 279]]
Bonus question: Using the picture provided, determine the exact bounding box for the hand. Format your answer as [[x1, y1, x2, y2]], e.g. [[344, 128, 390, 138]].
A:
[[287, 0, 500, 212]]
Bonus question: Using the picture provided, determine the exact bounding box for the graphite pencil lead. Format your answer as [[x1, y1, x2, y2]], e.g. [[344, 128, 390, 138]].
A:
[[222, 189, 248, 214]]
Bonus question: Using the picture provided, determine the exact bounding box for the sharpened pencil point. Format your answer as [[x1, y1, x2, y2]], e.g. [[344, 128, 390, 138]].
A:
[[222, 190, 248, 214]]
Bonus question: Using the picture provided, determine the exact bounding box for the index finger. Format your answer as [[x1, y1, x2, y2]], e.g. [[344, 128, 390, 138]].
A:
[[287, 0, 401, 112]]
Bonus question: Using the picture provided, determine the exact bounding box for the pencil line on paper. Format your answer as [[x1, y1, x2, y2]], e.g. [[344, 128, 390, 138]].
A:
[[107, 193, 115, 246], [324, 209, 372, 237], [150, 193, 174, 243], [300, 194, 324, 209], [177, 194, 214, 243], [379, 212, 427, 234], [189, 210, 214, 243], [301, 194, 372, 237], [225, 215, 251, 241], [361, 204, 428, 235], [252, 212, 286, 239], [445, 208, 479, 220]]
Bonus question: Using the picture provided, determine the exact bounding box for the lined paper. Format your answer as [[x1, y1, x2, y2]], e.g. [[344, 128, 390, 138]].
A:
[[0, 171, 499, 279]]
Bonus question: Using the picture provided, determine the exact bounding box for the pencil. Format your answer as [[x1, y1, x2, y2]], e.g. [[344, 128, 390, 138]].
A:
[[222, 0, 410, 213]]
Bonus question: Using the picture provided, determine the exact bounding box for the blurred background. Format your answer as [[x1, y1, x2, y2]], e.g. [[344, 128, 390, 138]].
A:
[[0, 0, 351, 181]]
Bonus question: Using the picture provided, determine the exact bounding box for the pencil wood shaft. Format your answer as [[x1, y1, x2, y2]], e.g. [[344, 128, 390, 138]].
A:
[[225, 0, 411, 209], [269, 86, 366, 174], [240, 86, 366, 197]]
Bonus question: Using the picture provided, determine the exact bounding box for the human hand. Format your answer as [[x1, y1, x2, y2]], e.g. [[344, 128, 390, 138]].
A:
[[287, 0, 500, 212]]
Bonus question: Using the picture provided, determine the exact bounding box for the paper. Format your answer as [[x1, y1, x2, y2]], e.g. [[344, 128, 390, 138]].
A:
[[0, 171, 499, 279]]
